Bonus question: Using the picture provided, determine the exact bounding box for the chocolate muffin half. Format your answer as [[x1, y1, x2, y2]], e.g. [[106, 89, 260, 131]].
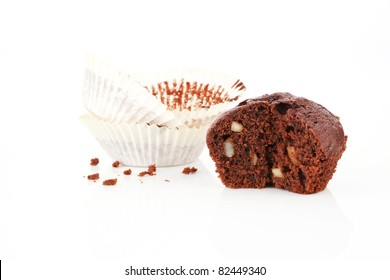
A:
[[206, 92, 347, 194]]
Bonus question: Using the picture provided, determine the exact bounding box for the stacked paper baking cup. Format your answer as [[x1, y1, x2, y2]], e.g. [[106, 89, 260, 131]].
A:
[[81, 53, 246, 166]]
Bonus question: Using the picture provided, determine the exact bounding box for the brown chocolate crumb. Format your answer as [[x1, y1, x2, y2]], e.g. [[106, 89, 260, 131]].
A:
[[148, 164, 156, 174], [90, 158, 99, 166], [123, 169, 132, 175], [138, 164, 157, 177], [112, 161, 120, 168], [147, 80, 244, 111], [87, 173, 99, 180], [182, 167, 198, 174], [102, 178, 117, 186]]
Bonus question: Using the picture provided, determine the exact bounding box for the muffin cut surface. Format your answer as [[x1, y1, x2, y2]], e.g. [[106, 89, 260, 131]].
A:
[[206, 92, 347, 194]]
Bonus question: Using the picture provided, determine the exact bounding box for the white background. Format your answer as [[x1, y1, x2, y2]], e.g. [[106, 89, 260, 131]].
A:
[[1, 0, 389, 279]]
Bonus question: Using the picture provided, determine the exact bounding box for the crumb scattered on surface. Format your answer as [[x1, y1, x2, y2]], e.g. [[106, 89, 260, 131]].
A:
[[102, 178, 117, 186], [148, 164, 156, 174], [138, 171, 148, 177], [182, 166, 198, 174], [138, 164, 156, 177], [112, 161, 120, 168], [123, 169, 132, 175], [90, 158, 99, 166], [164, 179, 170, 182], [87, 173, 99, 180]]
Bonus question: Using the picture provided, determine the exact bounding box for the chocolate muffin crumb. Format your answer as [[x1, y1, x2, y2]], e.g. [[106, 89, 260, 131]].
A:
[[112, 161, 120, 168], [182, 167, 198, 174], [90, 158, 99, 166], [87, 173, 99, 180], [148, 164, 156, 174], [123, 169, 132, 175], [138, 164, 157, 177], [102, 178, 117, 186]]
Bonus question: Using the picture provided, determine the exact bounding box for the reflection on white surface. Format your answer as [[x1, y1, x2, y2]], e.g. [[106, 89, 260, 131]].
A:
[[210, 187, 353, 260], [84, 159, 222, 260], [83, 159, 352, 261]]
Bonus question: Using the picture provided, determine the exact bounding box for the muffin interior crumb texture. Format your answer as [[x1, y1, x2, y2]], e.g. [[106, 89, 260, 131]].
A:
[[206, 92, 347, 194], [102, 178, 117, 186]]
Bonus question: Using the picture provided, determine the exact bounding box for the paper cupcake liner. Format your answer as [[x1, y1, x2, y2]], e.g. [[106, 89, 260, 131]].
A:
[[170, 102, 235, 128], [80, 114, 208, 167], [83, 52, 181, 127], [132, 68, 246, 127]]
